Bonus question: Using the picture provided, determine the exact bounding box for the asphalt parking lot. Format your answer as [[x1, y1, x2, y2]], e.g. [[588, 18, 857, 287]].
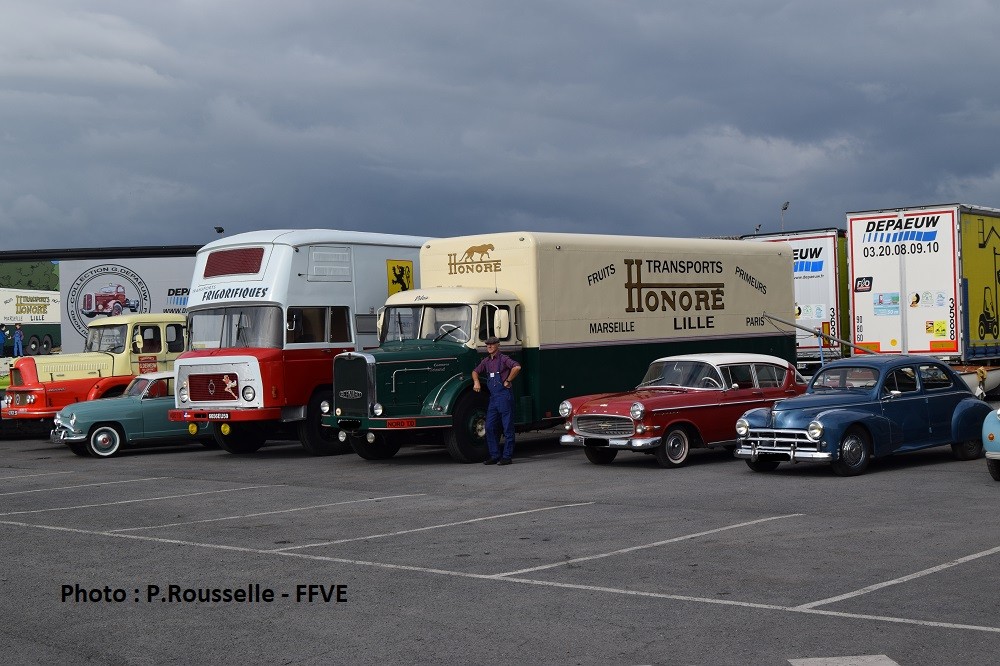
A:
[[3, 422, 1000, 666]]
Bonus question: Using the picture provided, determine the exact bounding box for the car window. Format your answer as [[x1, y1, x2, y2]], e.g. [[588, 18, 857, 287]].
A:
[[884, 367, 919, 394], [919, 364, 954, 390], [811, 366, 879, 391], [721, 364, 755, 389], [754, 364, 783, 388]]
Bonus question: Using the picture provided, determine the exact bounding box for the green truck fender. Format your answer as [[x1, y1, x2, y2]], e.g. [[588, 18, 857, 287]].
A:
[[419, 375, 474, 417]]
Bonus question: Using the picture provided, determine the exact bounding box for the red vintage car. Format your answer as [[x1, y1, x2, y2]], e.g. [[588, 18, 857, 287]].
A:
[[559, 353, 807, 467]]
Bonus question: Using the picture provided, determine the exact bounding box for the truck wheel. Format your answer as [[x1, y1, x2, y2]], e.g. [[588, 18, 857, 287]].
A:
[[654, 426, 691, 468], [444, 392, 490, 463], [111, 303, 123, 316], [298, 392, 352, 456], [213, 422, 265, 454], [951, 439, 983, 460], [26, 336, 40, 356], [988, 459, 1000, 481], [584, 447, 617, 465], [87, 424, 124, 458], [350, 433, 401, 460], [831, 427, 871, 476], [40, 335, 53, 355]]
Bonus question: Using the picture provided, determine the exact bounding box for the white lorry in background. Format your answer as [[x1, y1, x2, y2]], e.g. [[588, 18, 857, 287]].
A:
[[0, 288, 61, 356], [847, 203, 1000, 394], [169, 229, 427, 455]]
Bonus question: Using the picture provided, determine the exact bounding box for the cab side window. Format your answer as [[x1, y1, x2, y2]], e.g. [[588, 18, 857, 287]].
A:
[[133, 325, 162, 354], [478, 305, 512, 342], [329, 307, 351, 344], [166, 324, 185, 353], [287, 307, 325, 344]]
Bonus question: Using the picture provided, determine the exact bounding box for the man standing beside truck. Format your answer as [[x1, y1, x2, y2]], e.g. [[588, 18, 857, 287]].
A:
[[473, 336, 521, 465]]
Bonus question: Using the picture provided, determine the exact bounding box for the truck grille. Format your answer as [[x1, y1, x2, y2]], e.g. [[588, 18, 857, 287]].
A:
[[574, 415, 634, 438], [334, 355, 370, 418], [188, 373, 240, 402]]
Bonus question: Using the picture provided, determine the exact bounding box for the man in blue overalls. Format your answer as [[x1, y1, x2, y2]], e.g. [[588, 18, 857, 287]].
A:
[[472, 336, 521, 465]]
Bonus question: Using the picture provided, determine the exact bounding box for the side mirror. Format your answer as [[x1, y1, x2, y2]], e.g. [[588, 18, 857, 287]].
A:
[[493, 309, 510, 340], [286, 313, 298, 332]]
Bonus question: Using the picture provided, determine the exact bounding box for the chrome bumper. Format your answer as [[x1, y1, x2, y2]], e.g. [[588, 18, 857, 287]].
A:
[[986, 450, 1000, 460], [734, 440, 832, 462], [560, 434, 661, 450], [50, 428, 86, 444]]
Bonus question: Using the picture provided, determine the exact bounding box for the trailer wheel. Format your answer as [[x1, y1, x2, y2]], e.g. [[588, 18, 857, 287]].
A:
[[213, 422, 266, 454], [40, 335, 53, 355], [26, 335, 40, 355], [298, 392, 352, 456], [444, 392, 490, 463], [350, 433, 401, 460]]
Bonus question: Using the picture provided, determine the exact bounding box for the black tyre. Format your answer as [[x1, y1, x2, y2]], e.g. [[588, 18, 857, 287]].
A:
[[87, 424, 124, 458], [26, 335, 40, 356], [40, 335, 53, 355], [67, 441, 90, 457], [951, 439, 983, 461], [350, 433, 401, 460], [980, 317, 987, 340], [988, 459, 1000, 482], [444, 392, 490, 463], [831, 427, 871, 476], [746, 458, 780, 472], [213, 422, 266, 454], [584, 447, 617, 465], [298, 392, 351, 456], [654, 426, 692, 468], [199, 438, 220, 449], [111, 303, 123, 316]]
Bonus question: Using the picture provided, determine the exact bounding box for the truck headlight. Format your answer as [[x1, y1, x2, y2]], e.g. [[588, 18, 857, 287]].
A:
[[558, 400, 572, 418], [178, 385, 189, 403], [735, 418, 749, 437], [807, 420, 824, 441], [320, 400, 330, 414], [26, 394, 36, 404], [241, 385, 255, 401], [372, 403, 384, 417], [630, 402, 645, 420]]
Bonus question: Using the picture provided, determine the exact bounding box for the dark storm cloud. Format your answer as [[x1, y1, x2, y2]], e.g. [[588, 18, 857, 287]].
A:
[[2, 1, 999, 250]]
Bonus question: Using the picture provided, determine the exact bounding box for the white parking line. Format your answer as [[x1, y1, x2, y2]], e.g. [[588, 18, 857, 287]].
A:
[[0, 471, 74, 481], [268, 502, 596, 552], [0, 485, 278, 516], [494, 513, 805, 577], [795, 544, 1000, 610], [0, 476, 168, 496], [4, 518, 999, 634], [108, 493, 427, 532]]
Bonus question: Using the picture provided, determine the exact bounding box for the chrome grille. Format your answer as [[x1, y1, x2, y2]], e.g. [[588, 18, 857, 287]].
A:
[[744, 428, 812, 449], [574, 415, 633, 438], [188, 373, 240, 402]]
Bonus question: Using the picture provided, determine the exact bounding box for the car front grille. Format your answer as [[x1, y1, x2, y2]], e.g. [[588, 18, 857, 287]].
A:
[[574, 415, 634, 438], [744, 428, 812, 448]]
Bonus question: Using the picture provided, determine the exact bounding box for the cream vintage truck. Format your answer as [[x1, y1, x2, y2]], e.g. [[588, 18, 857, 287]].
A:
[[325, 231, 796, 462], [3, 313, 186, 424]]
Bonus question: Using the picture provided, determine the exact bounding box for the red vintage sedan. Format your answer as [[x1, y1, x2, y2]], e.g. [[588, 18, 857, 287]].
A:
[[559, 353, 806, 467]]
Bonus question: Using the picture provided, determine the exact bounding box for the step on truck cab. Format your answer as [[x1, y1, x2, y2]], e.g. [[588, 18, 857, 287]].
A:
[[327, 231, 797, 462], [3, 313, 187, 424], [168, 229, 427, 455]]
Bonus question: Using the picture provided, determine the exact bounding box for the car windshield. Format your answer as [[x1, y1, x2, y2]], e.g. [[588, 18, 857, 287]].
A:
[[637, 360, 724, 389], [380, 304, 474, 343], [84, 324, 127, 353], [188, 305, 284, 350], [125, 377, 150, 397], [810, 366, 880, 391]]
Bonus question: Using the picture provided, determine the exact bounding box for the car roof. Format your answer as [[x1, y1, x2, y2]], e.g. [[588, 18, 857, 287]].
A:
[[648, 353, 793, 367], [817, 354, 949, 369], [129, 371, 173, 382]]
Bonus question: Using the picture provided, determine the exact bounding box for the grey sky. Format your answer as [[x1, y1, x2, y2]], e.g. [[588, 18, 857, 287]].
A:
[[2, 1, 999, 250]]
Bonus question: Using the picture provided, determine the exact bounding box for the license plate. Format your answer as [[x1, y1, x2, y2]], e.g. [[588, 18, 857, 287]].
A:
[[207, 413, 230, 420], [386, 419, 416, 428]]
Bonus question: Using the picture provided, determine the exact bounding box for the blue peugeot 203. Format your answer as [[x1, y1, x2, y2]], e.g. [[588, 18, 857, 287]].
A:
[[734, 355, 991, 476]]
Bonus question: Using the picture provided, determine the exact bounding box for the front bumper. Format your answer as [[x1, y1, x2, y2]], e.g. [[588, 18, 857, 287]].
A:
[[560, 434, 661, 450], [986, 451, 1000, 460], [168, 407, 282, 423], [50, 427, 86, 443], [4, 406, 57, 420], [734, 439, 832, 462]]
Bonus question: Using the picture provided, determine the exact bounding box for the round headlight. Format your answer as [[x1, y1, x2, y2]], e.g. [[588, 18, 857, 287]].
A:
[[26, 394, 35, 404], [558, 400, 572, 418], [630, 402, 645, 420], [241, 385, 256, 401], [178, 386, 189, 403], [372, 402, 384, 417], [995, 407, 1000, 420], [807, 420, 824, 441], [735, 418, 749, 437], [320, 400, 330, 414]]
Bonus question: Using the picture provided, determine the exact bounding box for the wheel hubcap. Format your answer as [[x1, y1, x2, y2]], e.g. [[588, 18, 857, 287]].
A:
[[841, 436, 863, 466]]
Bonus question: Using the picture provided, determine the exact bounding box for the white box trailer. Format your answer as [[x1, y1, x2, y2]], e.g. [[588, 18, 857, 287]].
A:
[[0, 288, 61, 356], [169, 229, 428, 455], [847, 203, 1000, 363]]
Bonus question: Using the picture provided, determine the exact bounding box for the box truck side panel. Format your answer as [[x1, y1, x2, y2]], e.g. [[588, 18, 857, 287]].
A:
[[959, 210, 1000, 358]]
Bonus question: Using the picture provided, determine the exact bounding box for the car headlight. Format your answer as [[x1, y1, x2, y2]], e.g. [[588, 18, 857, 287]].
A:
[[372, 402, 384, 416], [558, 400, 572, 418], [630, 402, 645, 420], [178, 385, 189, 403], [241, 385, 255, 401], [807, 420, 823, 441], [735, 418, 749, 437], [995, 407, 1000, 420]]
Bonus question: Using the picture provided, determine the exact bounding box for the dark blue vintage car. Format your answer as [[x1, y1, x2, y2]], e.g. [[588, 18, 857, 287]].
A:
[[734, 355, 992, 476]]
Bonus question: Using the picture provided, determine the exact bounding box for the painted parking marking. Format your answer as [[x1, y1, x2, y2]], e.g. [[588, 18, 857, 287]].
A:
[[0, 485, 277, 517], [494, 513, 805, 577], [789, 656, 900, 665], [0, 476, 168, 496], [269, 501, 596, 552], [4, 517, 1000, 635], [796, 544, 1000, 610], [0, 471, 74, 481], [108, 493, 426, 532]]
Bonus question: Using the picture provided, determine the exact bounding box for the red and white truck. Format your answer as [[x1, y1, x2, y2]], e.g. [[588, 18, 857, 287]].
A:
[[168, 229, 427, 455], [80, 283, 140, 318]]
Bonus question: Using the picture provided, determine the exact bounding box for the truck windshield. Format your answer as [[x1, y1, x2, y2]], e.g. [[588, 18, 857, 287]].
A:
[[380, 304, 474, 343], [84, 324, 128, 353], [188, 305, 284, 350]]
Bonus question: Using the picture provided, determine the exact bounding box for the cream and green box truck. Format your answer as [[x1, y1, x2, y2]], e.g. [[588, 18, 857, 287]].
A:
[[326, 232, 795, 462]]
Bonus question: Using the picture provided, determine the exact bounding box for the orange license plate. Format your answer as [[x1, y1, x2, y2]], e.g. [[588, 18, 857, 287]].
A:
[[386, 419, 416, 428]]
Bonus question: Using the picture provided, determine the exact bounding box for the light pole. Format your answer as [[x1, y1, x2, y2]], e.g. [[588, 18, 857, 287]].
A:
[[780, 201, 789, 231]]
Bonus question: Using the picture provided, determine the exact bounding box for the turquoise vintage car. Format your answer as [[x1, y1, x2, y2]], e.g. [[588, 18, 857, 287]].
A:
[[52, 372, 211, 458], [980, 408, 1000, 481]]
